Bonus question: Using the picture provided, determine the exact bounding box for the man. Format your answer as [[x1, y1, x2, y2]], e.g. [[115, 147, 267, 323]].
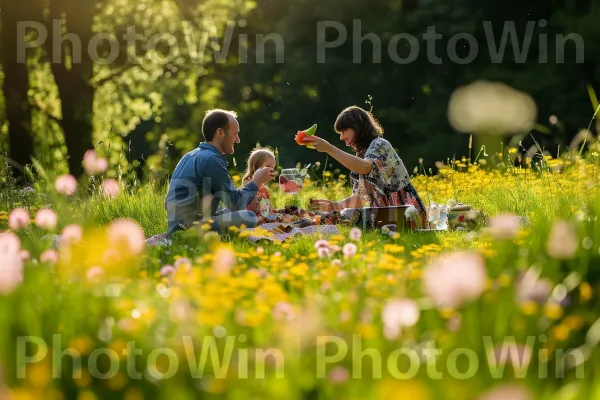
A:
[[165, 109, 276, 237]]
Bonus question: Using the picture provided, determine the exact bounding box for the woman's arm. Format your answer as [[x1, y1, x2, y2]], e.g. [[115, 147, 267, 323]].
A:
[[310, 193, 364, 211], [302, 136, 373, 175]]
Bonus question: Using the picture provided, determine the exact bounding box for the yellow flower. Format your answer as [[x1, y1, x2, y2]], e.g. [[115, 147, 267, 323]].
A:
[[544, 303, 563, 320]]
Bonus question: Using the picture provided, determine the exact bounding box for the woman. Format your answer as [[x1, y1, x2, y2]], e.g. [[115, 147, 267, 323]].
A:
[[302, 105, 428, 228]]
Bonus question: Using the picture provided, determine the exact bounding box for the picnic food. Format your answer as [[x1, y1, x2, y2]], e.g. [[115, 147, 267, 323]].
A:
[[295, 124, 317, 148]]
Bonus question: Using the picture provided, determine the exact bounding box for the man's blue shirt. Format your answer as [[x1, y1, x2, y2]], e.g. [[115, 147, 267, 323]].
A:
[[165, 143, 258, 235]]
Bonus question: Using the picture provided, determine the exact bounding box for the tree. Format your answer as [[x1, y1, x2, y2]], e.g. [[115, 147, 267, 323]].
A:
[[0, 0, 39, 178]]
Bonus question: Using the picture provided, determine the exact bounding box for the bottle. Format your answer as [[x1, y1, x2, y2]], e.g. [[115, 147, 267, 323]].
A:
[[428, 202, 439, 229], [437, 205, 449, 230]]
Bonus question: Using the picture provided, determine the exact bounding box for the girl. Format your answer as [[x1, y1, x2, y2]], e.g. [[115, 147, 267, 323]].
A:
[[241, 147, 342, 226]]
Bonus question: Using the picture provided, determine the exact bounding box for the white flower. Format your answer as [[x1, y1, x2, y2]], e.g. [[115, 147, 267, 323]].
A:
[[405, 206, 419, 220]]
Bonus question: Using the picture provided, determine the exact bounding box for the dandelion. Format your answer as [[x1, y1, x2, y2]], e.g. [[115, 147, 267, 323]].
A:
[[102, 179, 120, 199], [405, 206, 419, 220], [546, 220, 578, 259], [55, 174, 78, 196], [35, 209, 57, 230], [349, 227, 362, 241], [106, 219, 145, 256], [422, 251, 487, 309], [486, 213, 521, 239], [0, 232, 23, 295], [342, 243, 357, 259], [8, 208, 30, 230]]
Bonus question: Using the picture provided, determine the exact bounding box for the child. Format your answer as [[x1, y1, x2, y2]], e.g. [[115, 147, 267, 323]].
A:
[[241, 147, 341, 226]]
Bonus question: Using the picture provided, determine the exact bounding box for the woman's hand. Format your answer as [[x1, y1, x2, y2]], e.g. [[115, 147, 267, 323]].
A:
[[302, 136, 334, 153]]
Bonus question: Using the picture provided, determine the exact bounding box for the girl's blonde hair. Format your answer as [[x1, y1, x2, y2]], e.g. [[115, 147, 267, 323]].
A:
[[242, 146, 276, 185]]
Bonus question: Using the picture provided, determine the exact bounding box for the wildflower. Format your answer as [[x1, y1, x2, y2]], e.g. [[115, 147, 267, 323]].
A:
[[515, 271, 551, 305], [40, 249, 58, 264], [55, 174, 78, 196], [61, 224, 83, 246], [382, 298, 420, 340], [102, 179, 120, 198], [83, 150, 108, 176], [332, 259, 342, 267], [546, 220, 578, 259], [213, 245, 236, 275], [106, 219, 145, 256], [477, 384, 532, 400], [327, 366, 349, 384], [8, 208, 30, 230], [35, 209, 57, 230], [405, 205, 419, 220], [342, 243, 357, 259], [314, 240, 329, 250], [272, 302, 295, 321], [486, 213, 521, 239], [422, 251, 487, 309], [317, 247, 330, 258], [349, 227, 362, 241], [0, 232, 23, 294], [160, 265, 176, 276]]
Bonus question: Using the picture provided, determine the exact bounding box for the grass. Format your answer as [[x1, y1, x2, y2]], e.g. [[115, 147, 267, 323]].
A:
[[1, 151, 600, 399]]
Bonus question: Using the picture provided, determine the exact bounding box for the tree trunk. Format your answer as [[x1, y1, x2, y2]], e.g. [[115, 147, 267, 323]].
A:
[[1, 1, 36, 179], [46, 0, 99, 177]]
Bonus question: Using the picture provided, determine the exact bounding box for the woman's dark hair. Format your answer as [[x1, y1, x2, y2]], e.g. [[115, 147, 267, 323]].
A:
[[334, 106, 383, 154]]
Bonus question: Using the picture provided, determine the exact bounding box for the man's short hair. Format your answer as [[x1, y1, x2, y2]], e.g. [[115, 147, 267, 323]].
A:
[[202, 109, 238, 141]]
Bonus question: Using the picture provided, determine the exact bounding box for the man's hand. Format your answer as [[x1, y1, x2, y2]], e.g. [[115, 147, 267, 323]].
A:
[[302, 136, 334, 153], [251, 167, 277, 186]]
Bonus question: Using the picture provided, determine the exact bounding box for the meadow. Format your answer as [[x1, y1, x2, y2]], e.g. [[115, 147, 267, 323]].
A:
[[1, 148, 600, 400]]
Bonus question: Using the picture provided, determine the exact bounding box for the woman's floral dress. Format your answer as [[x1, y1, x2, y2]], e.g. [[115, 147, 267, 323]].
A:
[[345, 138, 428, 227]]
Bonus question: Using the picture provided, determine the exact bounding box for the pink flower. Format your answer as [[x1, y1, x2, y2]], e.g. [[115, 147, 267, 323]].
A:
[[382, 298, 420, 340], [213, 246, 236, 275], [174, 257, 191, 271], [40, 249, 58, 264], [486, 213, 521, 239], [477, 384, 532, 400], [272, 302, 295, 321], [327, 366, 349, 384], [0, 232, 24, 294], [19, 250, 30, 260], [317, 247, 330, 258], [349, 227, 362, 241], [515, 271, 552, 305], [55, 174, 77, 196], [35, 209, 57, 230], [160, 265, 176, 276], [546, 220, 578, 259], [342, 243, 357, 259], [422, 251, 487, 309], [61, 224, 83, 246], [102, 179, 120, 199], [86, 266, 104, 281], [332, 259, 342, 267], [83, 150, 108, 176], [314, 240, 329, 250], [8, 208, 30, 230], [106, 219, 145, 256]]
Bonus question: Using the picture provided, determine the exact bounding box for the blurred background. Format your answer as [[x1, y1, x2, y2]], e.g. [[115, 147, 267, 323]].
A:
[[1, 0, 598, 183]]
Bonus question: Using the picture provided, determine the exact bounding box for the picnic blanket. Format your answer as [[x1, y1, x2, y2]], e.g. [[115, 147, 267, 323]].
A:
[[243, 222, 340, 243]]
